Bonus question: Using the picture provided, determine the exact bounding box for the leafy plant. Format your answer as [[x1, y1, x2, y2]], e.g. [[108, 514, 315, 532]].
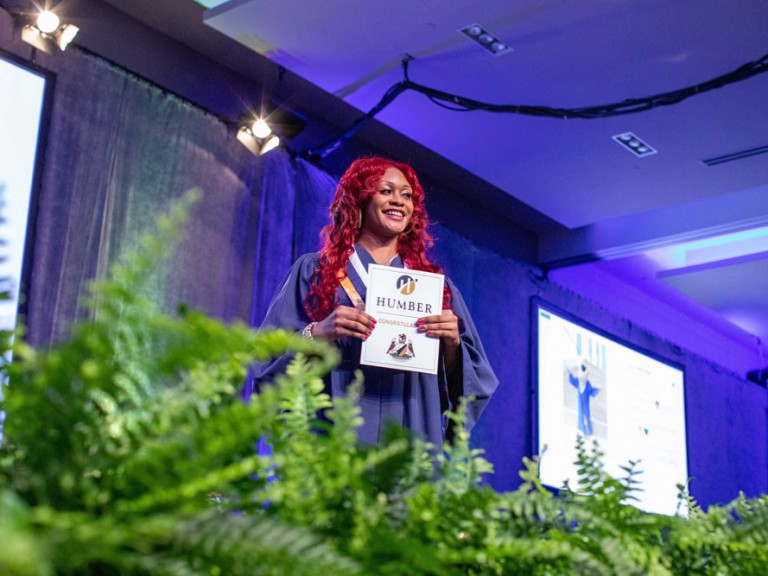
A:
[[0, 191, 353, 575], [2, 192, 768, 575]]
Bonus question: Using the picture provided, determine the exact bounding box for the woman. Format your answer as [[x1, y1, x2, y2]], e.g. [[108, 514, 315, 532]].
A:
[[251, 157, 498, 446]]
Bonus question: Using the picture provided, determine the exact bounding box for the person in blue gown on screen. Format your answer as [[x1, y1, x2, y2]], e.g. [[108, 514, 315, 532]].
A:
[[247, 157, 498, 447], [569, 360, 599, 436]]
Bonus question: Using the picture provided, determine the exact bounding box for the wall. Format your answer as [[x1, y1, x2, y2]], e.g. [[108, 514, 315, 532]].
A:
[[434, 224, 768, 507]]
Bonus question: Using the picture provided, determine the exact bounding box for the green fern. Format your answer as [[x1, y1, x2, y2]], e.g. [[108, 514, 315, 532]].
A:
[[435, 397, 495, 497], [5, 192, 768, 575], [0, 192, 349, 575]]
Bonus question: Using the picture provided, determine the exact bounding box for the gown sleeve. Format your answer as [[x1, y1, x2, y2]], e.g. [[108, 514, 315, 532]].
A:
[[444, 277, 499, 432], [246, 254, 318, 397]]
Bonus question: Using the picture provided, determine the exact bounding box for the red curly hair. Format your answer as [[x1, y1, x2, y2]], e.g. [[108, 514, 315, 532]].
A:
[[304, 157, 450, 321]]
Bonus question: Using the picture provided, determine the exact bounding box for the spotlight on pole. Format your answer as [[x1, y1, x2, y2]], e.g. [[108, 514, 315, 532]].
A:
[[250, 118, 272, 139], [237, 117, 282, 156], [236, 107, 305, 157], [259, 134, 280, 155], [20, 7, 79, 54], [36, 10, 60, 34]]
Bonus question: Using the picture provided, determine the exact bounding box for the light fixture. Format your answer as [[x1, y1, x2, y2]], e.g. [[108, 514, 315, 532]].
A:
[[250, 118, 272, 139], [55, 23, 79, 50], [235, 106, 305, 156], [259, 134, 280, 155], [236, 118, 281, 156], [20, 7, 79, 54], [648, 226, 768, 271], [612, 132, 657, 157], [459, 23, 512, 55], [36, 10, 60, 34]]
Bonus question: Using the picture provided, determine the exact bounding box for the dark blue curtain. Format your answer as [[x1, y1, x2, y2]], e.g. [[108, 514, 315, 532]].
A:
[[18, 44, 266, 345]]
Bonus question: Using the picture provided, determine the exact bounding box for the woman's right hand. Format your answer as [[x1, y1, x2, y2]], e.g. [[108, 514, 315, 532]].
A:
[[312, 305, 376, 342]]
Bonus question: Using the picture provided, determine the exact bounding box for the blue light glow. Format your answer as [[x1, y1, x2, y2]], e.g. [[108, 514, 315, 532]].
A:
[[647, 226, 768, 270], [193, 0, 230, 8]]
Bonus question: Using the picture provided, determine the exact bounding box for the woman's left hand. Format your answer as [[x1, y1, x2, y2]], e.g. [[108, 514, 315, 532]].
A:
[[417, 309, 460, 349]]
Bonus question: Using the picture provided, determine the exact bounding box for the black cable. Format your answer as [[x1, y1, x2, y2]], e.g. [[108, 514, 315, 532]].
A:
[[426, 93, 474, 112], [301, 81, 408, 160], [300, 51, 768, 159]]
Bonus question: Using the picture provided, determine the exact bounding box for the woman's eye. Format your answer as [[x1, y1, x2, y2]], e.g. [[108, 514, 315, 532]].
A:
[[379, 188, 392, 195], [402, 193, 412, 200]]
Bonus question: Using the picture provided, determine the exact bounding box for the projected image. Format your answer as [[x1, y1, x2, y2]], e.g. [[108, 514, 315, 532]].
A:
[[0, 54, 46, 332], [0, 54, 47, 440], [536, 303, 688, 516], [564, 356, 606, 439]]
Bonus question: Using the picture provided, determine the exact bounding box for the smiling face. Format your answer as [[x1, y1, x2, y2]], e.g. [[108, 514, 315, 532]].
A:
[[361, 166, 414, 241]]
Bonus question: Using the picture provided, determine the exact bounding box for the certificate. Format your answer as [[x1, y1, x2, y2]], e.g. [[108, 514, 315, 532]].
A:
[[360, 264, 445, 374]]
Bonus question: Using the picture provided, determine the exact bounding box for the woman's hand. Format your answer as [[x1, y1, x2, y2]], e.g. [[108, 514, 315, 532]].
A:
[[417, 309, 460, 349], [419, 309, 462, 375], [313, 305, 376, 342]]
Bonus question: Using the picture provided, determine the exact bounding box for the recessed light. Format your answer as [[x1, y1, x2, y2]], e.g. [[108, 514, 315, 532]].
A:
[[460, 23, 513, 56], [612, 132, 657, 157]]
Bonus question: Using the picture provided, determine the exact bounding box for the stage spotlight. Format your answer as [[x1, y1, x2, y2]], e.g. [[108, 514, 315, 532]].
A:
[[236, 121, 281, 156], [55, 23, 79, 51], [259, 134, 280, 155], [236, 126, 261, 156], [36, 10, 60, 34], [236, 107, 305, 156], [20, 7, 79, 54], [251, 118, 272, 139]]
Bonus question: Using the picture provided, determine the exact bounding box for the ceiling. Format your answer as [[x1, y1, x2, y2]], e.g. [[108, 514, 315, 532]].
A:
[[198, 0, 768, 359], [15, 0, 768, 366]]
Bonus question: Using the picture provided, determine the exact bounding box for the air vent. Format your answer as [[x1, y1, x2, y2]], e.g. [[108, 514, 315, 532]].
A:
[[702, 145, 768, 167]]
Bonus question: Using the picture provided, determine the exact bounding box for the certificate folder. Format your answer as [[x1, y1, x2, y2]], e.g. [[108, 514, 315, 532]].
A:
[[360, 264, 445, 374]]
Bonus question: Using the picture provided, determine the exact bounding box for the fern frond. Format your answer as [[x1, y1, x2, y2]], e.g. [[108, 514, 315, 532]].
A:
[[436, 396, 494, 496], [172, 510, 361, 576]]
